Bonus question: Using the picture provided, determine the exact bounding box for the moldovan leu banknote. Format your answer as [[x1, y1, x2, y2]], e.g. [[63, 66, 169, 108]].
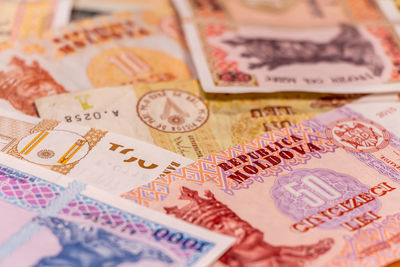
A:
[[376, 0, 400, 22], [174, 0, 390, 26], [71, 0, 174, 21], [387, 259, 400, 267], [35, 79, 362, 160], [0, 11, 192, 116], [118, 93, 400, 266], [0, 0, 72, 44], [174, 0, 400, 93], [0, 153, 233, 266], [0, 109, 193, 197]]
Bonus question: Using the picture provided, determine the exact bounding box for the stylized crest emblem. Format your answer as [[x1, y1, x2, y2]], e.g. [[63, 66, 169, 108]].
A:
[[326, 118, 390, 153], [136, 89, 209, 133]]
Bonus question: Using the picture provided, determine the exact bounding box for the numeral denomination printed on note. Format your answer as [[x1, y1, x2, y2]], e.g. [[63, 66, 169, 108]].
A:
[[0, 154, 233, 267], [116, 94, 400, 266], [0, 11, 191, 116]]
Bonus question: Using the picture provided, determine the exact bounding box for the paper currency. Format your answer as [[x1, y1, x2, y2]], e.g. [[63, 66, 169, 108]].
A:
[[182, 20, 400, 93], [0, 11, 192, 116], [0, 109, 193, 196], [377, 0, 400, 22], [72, 0, 173, 16], [0, 0, 72, 44], [0, 153, 233, 266], [174, 0, 400, 93], [174, 0, 386, 25], [35, 80, 362, 160], [70, 0, 177, 36], [387, 259, 400, 267], [117, 93, 400, 266]]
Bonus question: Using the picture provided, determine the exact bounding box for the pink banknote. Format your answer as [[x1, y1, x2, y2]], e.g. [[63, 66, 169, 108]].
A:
[[123, 93, 400, 266], [182, 20, 400, 93], [174, 0, 400, 93], [174, 0, 387, 25]]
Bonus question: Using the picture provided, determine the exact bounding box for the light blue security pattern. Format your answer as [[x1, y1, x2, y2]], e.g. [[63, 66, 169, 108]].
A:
[[0, 164, 216, 266], [34, 216, 175, 267]]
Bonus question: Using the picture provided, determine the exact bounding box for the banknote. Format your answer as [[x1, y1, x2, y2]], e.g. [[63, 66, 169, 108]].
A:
[[0, 11, 192, 116], [70, 0, 177, 35], [0, 153, 233, 266], [34, 80, 362, 160], [0, 109, 193, 196], [0, 0, 72, 44], [114, 93, 400, 266], [181, 19, 400, 93], [387, 259, 400, 267], [174, 0, 388, 26], [377, 0, 400, 22], [72, 0, 173, 15]]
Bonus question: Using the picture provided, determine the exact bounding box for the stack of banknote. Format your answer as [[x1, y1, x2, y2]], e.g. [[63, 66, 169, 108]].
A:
[[2, 0, 400, 266]]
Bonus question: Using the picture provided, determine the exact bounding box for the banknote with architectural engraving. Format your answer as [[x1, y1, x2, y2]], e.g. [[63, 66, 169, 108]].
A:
[[0, 153, 233, 266], [181, 20, 400, 93], [34, 80, 362, 160], [116, 93, 400, 266], [0, 0, 72, 44], [0, 10, 192, 116], [173, 0, 400, 93], [0, 109, 193, 196]]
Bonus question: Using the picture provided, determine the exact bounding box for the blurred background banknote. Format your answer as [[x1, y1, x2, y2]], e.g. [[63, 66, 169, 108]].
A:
[[71, 0, 175, 21], [0, 153, 233, 267], [35, 80, 362, 160], [0, 10, 192, 116], [174, 0, 400, 93], [174, 0, 398, 24], [0, 0, 72, 44]]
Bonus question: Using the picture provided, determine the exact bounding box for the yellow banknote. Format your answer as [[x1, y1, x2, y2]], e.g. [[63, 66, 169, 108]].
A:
[[0, 0, 72, 44], [35, 80, 362, 160], [0, 11, 192, 116]]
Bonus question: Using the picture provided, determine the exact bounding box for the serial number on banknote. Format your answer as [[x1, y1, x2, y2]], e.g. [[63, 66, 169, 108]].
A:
[[64, 110, 120, 123]]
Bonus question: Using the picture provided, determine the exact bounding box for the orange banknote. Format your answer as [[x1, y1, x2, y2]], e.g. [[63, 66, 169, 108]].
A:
[[0, 11, 192, 116], [0, 0, 72, 44]]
